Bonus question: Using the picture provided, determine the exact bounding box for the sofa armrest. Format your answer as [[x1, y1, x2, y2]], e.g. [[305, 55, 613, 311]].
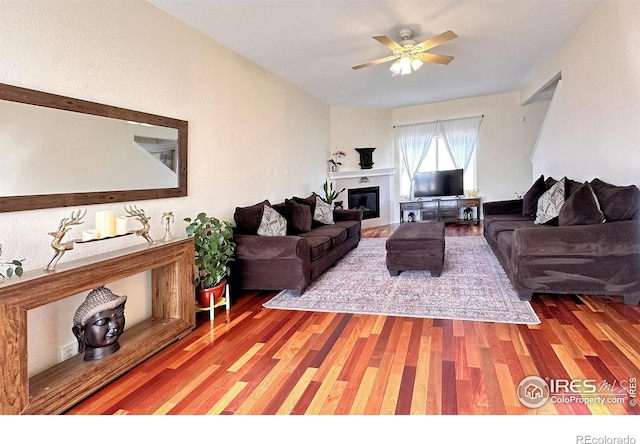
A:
[[483, 199, 523, 216], [510, 220, 640, 302], [233, 234, 309, 260], [513, 220, 640, 257], [334, 209, 363, 222], [232, 234, 312, 292]]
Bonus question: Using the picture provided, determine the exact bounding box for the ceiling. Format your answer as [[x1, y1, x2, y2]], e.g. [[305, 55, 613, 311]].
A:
[[149, 0, 602, 109]]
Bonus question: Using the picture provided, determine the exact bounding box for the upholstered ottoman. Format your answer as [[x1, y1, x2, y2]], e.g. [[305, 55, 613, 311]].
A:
[[385, 222, 445, 277]]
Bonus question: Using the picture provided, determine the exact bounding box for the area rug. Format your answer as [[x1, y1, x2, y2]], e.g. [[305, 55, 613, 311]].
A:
[[263, 236, 540, 324]]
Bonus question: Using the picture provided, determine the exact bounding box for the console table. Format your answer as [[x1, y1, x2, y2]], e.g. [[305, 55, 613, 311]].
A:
[[400, 197, 481, 224], [0, 237, 195, 415]]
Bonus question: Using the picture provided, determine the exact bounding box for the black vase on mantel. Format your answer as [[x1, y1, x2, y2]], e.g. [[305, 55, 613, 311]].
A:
[[355, 147, 376, 169]]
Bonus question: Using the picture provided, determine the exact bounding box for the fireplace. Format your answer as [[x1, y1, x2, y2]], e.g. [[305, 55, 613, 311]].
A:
[[348, 186, 380, 220]]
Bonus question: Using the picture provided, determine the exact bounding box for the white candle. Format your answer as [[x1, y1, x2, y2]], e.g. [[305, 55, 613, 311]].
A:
[[81, 229, 99, 241], [95, 211, 116, 238], [116, 216, 128, 236]]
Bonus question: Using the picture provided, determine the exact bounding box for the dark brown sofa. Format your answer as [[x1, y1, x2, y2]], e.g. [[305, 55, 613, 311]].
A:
[[483, 176, 640, 305], [230, 194, 363, 295]]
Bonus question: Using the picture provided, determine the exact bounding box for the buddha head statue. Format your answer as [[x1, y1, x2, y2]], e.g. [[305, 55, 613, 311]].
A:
[[72, 286, 127, 361]]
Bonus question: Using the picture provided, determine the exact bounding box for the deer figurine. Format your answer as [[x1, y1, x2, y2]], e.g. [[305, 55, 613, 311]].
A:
[[45, 209, 86, 271], [124, 204, 156, 245]]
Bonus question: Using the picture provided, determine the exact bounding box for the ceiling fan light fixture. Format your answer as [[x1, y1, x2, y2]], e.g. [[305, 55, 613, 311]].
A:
[[411, 58, 424, 71], [399, 56, 412, 75], [390, 59, 402, 75], [353, 29, 457, 76]]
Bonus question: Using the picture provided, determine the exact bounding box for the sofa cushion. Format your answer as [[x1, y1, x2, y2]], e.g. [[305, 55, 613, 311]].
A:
[[301, 227, 347, 249], [271, 202, 286, 217], [293, 194, 317, 209], [559, 182, 606, 226], [313, 196, 335, 225], [522, 175, 547, 218], [328, 220, 360, 238], [590, 178, 640, 222], [565, 178, 583, 198], [234, 199, 270, 235], [300, 235, 332, 260], [291, 194, 327, 228], [484, 219, 538, 244], [535, 177, 566, 225], [285, 199, 312, 234], [257, 205, 287, 236]]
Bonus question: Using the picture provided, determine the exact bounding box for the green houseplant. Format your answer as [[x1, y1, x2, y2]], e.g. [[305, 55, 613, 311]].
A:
[[322, 180, 345, 205], [0, 243, 24, 284], [184, 212, 236, 307]]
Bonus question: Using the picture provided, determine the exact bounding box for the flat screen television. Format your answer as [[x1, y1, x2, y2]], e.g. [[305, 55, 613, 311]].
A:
[[413, 169, 464, 198]]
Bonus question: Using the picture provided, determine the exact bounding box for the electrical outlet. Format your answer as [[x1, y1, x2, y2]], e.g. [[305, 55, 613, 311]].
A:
[[60, 343, 77, 362]]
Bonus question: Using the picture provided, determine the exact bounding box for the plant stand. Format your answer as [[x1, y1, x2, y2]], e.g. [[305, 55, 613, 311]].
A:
[[195, 282, 231, 321]]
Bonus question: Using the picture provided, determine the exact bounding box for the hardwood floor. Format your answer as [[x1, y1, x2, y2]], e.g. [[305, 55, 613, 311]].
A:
[[65, 223, 640, 416]]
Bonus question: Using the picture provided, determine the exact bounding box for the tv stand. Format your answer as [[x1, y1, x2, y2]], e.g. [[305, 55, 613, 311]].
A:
[[400, 196, 481, 224]]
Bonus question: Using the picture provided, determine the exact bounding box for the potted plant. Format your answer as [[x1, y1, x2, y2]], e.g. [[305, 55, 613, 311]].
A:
[[184, 213, 236, 307], [0, 243, 24, 284], [322, 180, 345, 205], [327, 150, 346, 172]]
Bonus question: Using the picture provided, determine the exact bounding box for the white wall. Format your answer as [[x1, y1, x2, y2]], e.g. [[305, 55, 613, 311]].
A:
[[0, 1, 329, 375], [392, 92, 550, 220], [329, 107, 394, 171], [522, 1, 640, 186], [329, 107, 396, 226]]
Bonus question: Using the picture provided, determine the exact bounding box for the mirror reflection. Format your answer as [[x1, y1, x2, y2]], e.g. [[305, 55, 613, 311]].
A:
[[0, 83, 188, 212], [1, 100, 178, 196]]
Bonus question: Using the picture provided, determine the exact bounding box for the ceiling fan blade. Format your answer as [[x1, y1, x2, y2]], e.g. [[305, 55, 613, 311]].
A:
[[414, 30, 457, 52], [418, 53, 455, 65], [372, 35, 402, 51], [352, 54, 399, 70]]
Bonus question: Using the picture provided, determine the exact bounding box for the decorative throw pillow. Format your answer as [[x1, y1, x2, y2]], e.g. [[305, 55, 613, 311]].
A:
[[285, 199, 312, 234], [293, 194, 317, 212], [522, 175, 547, 218], [257, 205, 287, 236], [545, 176, 557, 189], [314, 196, 335, 225], [535, 177, 566, 225], [234, 199, 270, 235], [565, 178, 583, 198], [559, 182, 606, 226], [590, 178, 640, 222]]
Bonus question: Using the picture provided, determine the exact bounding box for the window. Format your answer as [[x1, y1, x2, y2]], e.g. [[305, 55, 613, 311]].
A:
[[400, 135, 477, 198], [396, 116, 482, 199]]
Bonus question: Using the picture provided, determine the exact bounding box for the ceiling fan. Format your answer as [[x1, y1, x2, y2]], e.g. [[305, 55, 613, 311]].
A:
[[352, 28, 457, 76]]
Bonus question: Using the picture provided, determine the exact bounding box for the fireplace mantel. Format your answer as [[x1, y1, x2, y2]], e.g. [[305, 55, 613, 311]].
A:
[[328, 167, 397, 180]]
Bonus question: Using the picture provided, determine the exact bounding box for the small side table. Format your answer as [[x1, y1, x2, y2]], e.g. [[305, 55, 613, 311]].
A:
[[195, 283, 231, 321]]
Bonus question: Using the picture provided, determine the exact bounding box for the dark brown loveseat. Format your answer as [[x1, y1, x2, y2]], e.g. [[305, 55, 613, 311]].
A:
[[230, 194, 363, 295], [483, 176, 640, 305]]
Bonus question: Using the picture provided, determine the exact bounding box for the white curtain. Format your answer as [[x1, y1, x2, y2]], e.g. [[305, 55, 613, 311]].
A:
[[439, 116, 483, 171], [395, 121, 438, 199]]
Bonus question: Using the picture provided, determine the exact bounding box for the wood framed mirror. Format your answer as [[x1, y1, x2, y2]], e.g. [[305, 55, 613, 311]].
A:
[[0, 82, 188, 213]]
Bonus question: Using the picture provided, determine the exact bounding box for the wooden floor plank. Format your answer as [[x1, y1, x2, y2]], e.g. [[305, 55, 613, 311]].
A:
[[379, 320, 413, 414], [305, 365, 343, 414], [350, 367, 379, 415]]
